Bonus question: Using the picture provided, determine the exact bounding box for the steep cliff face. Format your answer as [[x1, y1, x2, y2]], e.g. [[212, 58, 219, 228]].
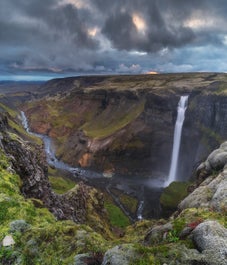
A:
[[180, 92, 227, 180], [23, 73, 227, 180], [0, 112, 108, 230]]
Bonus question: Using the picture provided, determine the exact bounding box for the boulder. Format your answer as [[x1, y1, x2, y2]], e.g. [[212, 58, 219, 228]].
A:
[[144, 222, 173, 245], [196, 141, 227, 182], [102, 244, 137, 265], [178, 184, 212, 210], [210, 175, 227, 211], [2, 235, 15, 247], [179, 171, 226, 212], [9, 220, 31, 233], [74, 253, 91, 265], [192, 221, 227, 265], [207, 149, 227, 170]]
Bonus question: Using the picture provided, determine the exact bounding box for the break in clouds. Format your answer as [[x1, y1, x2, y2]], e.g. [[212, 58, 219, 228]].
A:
[[1, 0, 227, 77]]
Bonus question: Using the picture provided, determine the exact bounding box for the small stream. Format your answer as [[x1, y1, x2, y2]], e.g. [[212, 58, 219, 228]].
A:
[[20, 111, 163, 221]]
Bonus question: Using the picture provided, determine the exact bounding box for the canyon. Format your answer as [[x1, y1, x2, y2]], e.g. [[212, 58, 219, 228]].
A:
[[22, 73, 227, 182], [10, 72, 226, 220], [0, 73, 226, 264]]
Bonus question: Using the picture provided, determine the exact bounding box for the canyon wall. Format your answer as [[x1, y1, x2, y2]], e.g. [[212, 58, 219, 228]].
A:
[[23, 73, 227, 181]]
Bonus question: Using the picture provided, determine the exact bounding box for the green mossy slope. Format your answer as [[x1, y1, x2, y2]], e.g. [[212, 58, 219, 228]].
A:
[[0, 148, 108, 264], [81, 99, 145, 139]]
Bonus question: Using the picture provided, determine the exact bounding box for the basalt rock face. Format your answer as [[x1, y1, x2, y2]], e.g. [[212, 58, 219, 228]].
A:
[[23, 73, 227, 180], [180, 93, 227, 181], [0, 113, 106, 224], [179, 141, 227, 212]]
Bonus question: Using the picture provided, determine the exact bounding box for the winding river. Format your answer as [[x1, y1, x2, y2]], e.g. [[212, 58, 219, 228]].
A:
[[21, 111, 163, 221], [21, 111, 100, 178]]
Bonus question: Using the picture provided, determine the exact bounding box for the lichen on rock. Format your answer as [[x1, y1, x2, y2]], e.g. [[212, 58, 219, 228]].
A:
[[192, 221, 227, 265]]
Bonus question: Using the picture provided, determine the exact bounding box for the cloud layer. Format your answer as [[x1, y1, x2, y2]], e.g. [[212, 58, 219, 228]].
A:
[[1, 0, 227, 77]]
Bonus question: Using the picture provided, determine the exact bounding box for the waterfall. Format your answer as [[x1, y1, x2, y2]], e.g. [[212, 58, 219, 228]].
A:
[[137, 200, 144, 220], [21, 111, 29, 132], [165, 95, 188, 186]]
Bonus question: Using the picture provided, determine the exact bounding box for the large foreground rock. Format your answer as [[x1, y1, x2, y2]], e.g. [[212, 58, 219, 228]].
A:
[[192, 221, 227, 265], [102, 244, 138, 265]]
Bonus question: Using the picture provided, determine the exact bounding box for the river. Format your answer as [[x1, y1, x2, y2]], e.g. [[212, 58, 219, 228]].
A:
[[21, 111, 163, 221]]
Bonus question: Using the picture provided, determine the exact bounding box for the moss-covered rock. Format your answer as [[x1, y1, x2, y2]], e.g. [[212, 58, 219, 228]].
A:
[[160, 182, 189, 215], [192, 221, 227, 265], [102, 244, 138, 265]]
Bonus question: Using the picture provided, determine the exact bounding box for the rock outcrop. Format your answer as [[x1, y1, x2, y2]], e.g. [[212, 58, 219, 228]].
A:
[[179, 141, 227, 212], [192, 221, 227, 265], [0, 112, 106, 226], [102, 244, 138, 265], [142, 142, 227, 265]]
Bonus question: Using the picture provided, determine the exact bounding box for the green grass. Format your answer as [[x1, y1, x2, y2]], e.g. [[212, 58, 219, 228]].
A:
[[48, 167, 76, 194], [104, 202, 130, 228], [81, 99, 145, 139], [214, 81, 227, 95], [119, 193, 138, 215], [0, 146, 108, 264], [0, 102, 17, 117], [48, 174, 76, 194]]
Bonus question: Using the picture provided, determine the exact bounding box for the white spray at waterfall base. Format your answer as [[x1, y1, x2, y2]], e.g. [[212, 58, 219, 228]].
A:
[[165, 95, 189, 187]]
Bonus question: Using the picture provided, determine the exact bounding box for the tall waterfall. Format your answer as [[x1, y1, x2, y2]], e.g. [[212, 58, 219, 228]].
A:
[[165, 95, 189, 186]]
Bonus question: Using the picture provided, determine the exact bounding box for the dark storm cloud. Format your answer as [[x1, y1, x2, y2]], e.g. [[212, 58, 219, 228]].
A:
[[3, 0, 99, 49], [99, 0, 227, 52], [0, 0, 99, 74], [1, 0, 227, 77], [102, 6, 194, 52]]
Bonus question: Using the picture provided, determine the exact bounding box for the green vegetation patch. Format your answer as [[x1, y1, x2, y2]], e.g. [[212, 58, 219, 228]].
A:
[[215, 82, 227, 95], [104, 201, 130, 228], [17, 221, 108, 264], [119, 194, 138, 215], [110, 188, 138, 215], [175, 208, 227, 229], [48, 167, 76, 194], [160, 182, 190, 210], [0, 102, 17, 117], [0, 147, 108, 264], [81, 99, 145, 139]]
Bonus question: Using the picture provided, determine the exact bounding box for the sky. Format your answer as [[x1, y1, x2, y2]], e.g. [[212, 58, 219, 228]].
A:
[[1, 0, 227, 80]]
